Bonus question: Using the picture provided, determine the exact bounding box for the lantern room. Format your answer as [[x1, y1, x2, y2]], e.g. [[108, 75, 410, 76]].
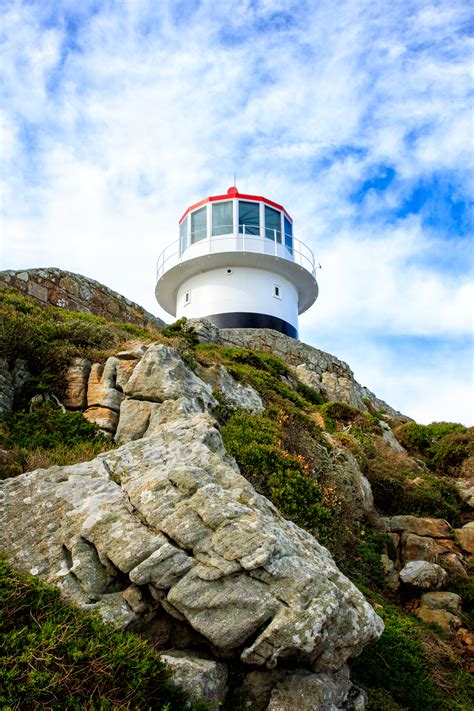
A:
[[155, 187, 318, 339]]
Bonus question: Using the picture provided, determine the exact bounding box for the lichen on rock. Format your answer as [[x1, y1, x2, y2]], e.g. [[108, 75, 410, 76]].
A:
[[0, 410, 383, 682]]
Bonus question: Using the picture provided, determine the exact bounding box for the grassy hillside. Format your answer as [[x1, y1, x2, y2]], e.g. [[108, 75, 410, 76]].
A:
[[0, 560, 202, 710], [1, 291, 472, 710]]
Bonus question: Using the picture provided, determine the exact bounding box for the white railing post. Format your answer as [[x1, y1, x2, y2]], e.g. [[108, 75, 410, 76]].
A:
[[274, 229, 277, 255]]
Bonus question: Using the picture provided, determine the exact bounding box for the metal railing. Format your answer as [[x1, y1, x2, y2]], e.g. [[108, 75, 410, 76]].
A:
[[156, 224, 316, 281]]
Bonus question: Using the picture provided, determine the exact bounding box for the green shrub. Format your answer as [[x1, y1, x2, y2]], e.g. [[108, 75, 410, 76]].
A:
[[320, 401, 381, 435], [449, 571, 474, 626], [162, 317, 199, 348], [0, 404, 112, 474], [221, 412, 331, 535], [0, 405, 105, 450], [336, 534, 396, 591], [219, 347, 291, 377], [358, 438, 463, 525], [0, 288, 163, 393], [395, 421, 466, 458], [0, 559, 201, 710], [427, 429, 474, 476], [294, 380, 325, 405]]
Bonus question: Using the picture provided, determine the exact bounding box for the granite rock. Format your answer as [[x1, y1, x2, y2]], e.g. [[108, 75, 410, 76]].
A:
[[199, 364, 264, 413], [63, 357, 92, 409], [399, 560, 447, 590], [159, 651, 228, 708], [0, 413, 383, 672], [124, 344, 216, 411]]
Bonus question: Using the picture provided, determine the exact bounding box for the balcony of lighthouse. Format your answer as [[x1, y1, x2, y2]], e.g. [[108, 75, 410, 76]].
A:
[[156, 224, 316, 281]]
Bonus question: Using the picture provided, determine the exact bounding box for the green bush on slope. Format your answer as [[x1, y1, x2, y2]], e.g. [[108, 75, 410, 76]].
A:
[[352, 595, 474, 711], [363, 438, 463, 524], [395, 421, 473, 477], [0, 288, 164, 393], [324, 406, 464, 525], [221, 411, 331, 535], [0, 559, 203, 710], [0, 403, 111, 476]]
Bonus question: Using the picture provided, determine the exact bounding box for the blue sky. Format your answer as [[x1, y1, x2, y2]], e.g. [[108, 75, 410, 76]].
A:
[[1, 0, 473, 424]]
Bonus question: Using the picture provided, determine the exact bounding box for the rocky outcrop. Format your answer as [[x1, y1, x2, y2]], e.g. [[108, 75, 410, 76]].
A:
[[187, 320, 407, 418], [63, 358, 92, 409], [0, 362, 383, 709], [64, 343, 264, 441], [0, 403, 383, 708], [382, 516, 469, 582], [0, 268, 164, 329], [198, 364, 264, 413]]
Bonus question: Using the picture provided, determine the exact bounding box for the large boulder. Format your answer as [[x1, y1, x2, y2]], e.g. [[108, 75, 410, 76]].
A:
[[0, 413, 383, 677], [123, 344, 215, 410]]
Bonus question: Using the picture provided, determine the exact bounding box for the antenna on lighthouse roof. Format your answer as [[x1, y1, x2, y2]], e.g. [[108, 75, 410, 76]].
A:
[[233, 172, 237, 188]]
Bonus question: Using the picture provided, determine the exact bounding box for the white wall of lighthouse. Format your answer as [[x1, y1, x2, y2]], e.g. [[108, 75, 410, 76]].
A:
[[176, 267, 299, 329]]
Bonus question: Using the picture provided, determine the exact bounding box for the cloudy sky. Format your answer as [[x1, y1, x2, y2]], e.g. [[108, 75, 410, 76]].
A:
[[1, 0, 473, 424]]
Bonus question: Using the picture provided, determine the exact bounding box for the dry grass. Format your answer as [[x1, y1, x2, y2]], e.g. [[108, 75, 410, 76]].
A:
[[19, 440, 114, 472]]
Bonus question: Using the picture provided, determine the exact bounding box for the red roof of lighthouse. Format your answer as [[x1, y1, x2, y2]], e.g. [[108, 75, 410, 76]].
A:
[[179, 187, 292, 224]]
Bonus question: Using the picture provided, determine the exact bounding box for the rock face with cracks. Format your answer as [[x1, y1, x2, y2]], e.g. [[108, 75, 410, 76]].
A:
[[1, 411, 383, 676], [1, 340, 386, 708]]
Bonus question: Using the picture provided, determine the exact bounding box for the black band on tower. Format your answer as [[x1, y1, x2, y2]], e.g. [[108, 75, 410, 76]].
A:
[[203, 312, 298, 339]]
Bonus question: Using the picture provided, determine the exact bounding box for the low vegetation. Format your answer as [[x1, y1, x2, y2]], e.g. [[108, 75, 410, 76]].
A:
[[0, 287, 165, 394], [1, 303, 472, 710], [0, 559, 201, 710], [352, 594, 474, 711], [0, 403, 111, 476], [395, 421, 473, 477]]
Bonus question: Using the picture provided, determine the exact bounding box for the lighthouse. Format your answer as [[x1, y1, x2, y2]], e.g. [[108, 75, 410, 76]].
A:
[[155, 187, 318, 339]]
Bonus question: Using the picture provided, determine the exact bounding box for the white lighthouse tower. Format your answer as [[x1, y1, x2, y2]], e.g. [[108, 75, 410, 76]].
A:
[[155, 187, 318, 339]]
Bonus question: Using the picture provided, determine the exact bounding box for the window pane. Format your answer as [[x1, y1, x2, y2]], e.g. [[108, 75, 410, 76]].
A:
[[284, 216, 293, 254], [212, 201, 233, 236], [265, 206, 281, 243], [191, 207, 207, 243], [180, 217, 188, 253], [239, 201, 259, 235]]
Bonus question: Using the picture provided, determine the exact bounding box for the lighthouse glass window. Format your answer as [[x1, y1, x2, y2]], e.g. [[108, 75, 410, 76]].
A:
[[212, 201, 233, 236], [191, 207, 207, 244], [239, 201, 260, 235], [265, 206, 282, 243], [284, 216, 293, 255], [179, 217, 188, 254]]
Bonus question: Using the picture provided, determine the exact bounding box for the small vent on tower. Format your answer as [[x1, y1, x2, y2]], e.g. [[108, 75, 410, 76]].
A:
[[184, 290, 191, 305], [273, 284, 281, 299]]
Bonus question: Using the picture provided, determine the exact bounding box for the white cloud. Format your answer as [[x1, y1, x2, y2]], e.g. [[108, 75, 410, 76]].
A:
[[1, 0, 473, 424]]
